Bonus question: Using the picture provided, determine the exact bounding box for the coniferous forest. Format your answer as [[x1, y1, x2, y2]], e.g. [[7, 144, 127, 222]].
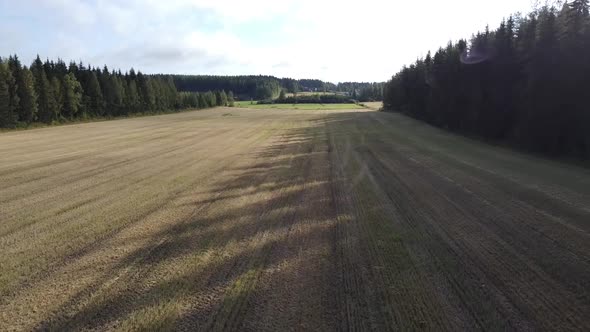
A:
[[383, 1, 590, 158], [0, 58, 385, 129], [0, 56, 234, 128]]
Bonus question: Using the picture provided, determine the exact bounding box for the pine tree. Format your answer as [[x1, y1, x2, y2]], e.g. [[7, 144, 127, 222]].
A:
[[84, 71, 105, 116], [0, 61, 18, 128], [62, 73, 83, 119], [51, 76, 63, 121], [109, 74, 124, 115], [198, 93, 206, 109], [227, 91, 235, 107], [114, 75, 126, 115], [205, 91, 216, 107], [165, 76, 178, 109], [136, 72, 155, 112], [99, 66, 115, 115], [18, 68, 38, 123], [7, 55, 25, 121], [119, 78, 129, 115], [31, 56, 54, 123], [215, 90, 225, 106], [125, 78, 140, 114]]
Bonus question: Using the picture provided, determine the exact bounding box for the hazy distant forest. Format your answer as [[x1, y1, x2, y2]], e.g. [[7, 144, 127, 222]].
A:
[[383, 1, 590, 158], [172, 75, 383, 101], [0, 56, 382, 128]]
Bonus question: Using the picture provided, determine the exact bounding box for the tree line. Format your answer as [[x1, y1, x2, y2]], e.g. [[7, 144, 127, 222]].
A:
[[173, 75, 383, 101], [0, 55, 234, 128], [262, 93, 353, 104], [337, 82, 384, 101], [173, 75, 282, 100], [383, 1, 590, 158]]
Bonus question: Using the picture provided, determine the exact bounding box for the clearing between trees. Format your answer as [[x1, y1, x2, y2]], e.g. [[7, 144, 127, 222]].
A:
[[0, 107, 589, 331]]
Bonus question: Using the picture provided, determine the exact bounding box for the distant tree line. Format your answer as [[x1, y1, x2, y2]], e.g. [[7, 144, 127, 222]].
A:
[[173, 75, 382, 101], [0, 55, 234, 128], [178, 90, 234, 109], [261, 93, 354, 104], [337, 82, 384, 101], [383, 1, 590, 158], [173, 75, 282, 100]]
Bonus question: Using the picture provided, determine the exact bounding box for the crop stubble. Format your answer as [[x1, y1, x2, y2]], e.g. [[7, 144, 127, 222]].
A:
[[0, 107, 589, 331]]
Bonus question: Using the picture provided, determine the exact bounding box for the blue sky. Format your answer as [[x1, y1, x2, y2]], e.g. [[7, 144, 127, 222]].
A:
[[1, 0, 534, 82]]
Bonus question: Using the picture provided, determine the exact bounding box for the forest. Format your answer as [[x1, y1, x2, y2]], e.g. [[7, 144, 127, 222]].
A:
[[0, 56, 234, 128], [261, 93, 354, 104], [383, 1, 590, 158], [173, 75, 282, 100], [338, 82, 384, 101], [0, 54, 387, 128], [173, 75, 384, 101]]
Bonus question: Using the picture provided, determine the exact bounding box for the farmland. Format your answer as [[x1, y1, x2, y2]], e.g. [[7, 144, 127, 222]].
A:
[[1, 107, 589, 331], [233, 101, 364, 110]]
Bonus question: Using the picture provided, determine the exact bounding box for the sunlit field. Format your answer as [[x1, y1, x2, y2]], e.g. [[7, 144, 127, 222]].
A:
[[233, 101, 364, 110], [1, 106, 588, 330]]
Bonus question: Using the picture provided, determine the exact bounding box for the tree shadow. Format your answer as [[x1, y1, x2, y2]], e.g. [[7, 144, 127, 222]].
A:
[[38, 112, 357, 331]]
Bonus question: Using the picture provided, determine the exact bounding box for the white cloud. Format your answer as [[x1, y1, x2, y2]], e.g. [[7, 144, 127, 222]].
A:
[[5, 0, 535, 82]]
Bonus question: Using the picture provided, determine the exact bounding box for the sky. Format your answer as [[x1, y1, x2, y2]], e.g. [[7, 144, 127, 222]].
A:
[[0, 0, 535, 83]]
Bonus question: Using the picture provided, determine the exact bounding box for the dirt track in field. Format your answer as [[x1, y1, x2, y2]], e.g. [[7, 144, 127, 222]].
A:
[[1, 107, 589, 331]]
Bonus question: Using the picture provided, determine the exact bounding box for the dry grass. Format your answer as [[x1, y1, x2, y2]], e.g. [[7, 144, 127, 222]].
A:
[[1, 106, 589, 331], [361, 101, 383, 110]]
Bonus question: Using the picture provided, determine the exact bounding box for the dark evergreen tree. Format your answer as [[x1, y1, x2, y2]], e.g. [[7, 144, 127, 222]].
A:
[[228, 91, 235, 107], [62, 73, 83, 119], [383, 3, 590, 158], [84, 71, 105, 116], [51, 76, 63, 120], [124, 78, 141, 114], [0, 60, 19, 128], [17, 68, 38, 123], [31, 56, 54, 123], [136, 72, 155, 112]]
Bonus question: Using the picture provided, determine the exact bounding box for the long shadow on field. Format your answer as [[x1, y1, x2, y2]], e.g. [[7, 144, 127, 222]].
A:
[[40, 113, 354, 331], [37, 109, 590, 331]]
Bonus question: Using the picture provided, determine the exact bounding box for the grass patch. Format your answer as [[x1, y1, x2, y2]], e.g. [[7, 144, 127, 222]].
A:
[[0, 107, 210, 133], [284, 91, 347, 98], [234, 101, 363, 110]]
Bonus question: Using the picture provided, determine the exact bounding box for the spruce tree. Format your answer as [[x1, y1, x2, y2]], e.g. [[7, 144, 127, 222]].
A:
[[136, 72, 155, 112], [62, 73, 83, 119], [85, 71, 105, 116], [31, 57, 54, 124], [220, 90, 228, 106], [215, 91, 223, 106], [228, 91, 235, 107], [18, 68, 38, 123], [0, 61, 18, 128], [125, 79, 140, 114], [50, 76, 62, 121], [198, 93, 206, 109], [99, 66, 115, 115], [7, 55, 25, 121]]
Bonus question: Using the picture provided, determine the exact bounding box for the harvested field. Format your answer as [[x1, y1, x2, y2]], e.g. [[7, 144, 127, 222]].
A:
[[362, 101, 383, 110], [233, 102, 364, 110], [1, 107, 589, 331]]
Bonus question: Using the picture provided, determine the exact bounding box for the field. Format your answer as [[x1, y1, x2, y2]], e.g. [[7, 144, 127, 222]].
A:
[[361, 101, 383, 110], [284, 91, 347, 98], [233, 101, 364, 110], [1, 107, 589, 331]]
